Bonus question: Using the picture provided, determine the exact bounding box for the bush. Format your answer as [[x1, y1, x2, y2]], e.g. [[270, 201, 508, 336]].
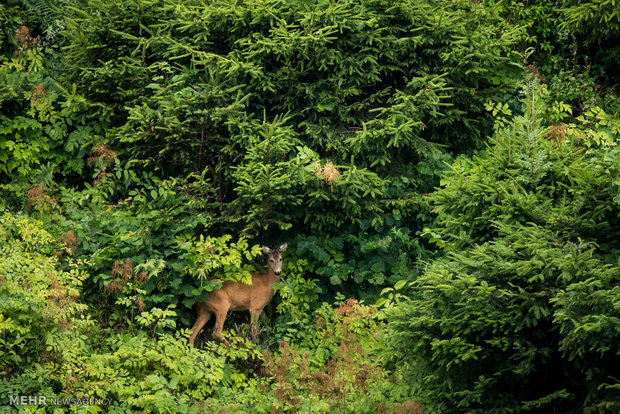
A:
[[0, 212, 90, 404], [202, 298, 417, 413], [62, 330, 230, 413], [56, 0, 523, 236], [385, 79, 620, 413], [0, 17, 96, 181], [0, 212, 265, 412]]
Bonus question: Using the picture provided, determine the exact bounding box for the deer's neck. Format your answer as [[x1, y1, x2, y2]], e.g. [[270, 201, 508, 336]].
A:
[[266, 267, 280, 284]]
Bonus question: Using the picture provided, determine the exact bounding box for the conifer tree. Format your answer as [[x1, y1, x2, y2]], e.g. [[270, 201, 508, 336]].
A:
[[386, 78, 620, 413]]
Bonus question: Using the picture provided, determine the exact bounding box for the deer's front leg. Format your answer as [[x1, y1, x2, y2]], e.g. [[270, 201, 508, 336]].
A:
[[249, 307, 264, 341]]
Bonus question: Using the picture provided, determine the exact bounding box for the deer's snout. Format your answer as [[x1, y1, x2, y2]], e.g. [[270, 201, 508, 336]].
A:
[[274, 269, 281, 276]]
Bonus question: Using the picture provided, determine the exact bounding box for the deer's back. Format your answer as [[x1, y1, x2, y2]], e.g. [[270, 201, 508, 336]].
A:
[[203, 274, 274, 311]]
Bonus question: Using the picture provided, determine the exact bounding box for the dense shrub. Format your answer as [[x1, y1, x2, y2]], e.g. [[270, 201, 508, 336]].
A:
[[0, 213, 90, 403], [0, 40, 91, 179], [60, 0, 523, 159], [54, 0, 524, 259], [1, 213, 416, 412], [0, 0, 529, 299], [562, 0, 620, 65], [1, 1, 620, 412], [200, 299, 416, 414], [385, 79, 620, 412]]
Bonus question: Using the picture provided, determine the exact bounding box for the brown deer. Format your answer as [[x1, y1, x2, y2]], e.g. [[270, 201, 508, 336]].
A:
[[189, 243, 287, 346]]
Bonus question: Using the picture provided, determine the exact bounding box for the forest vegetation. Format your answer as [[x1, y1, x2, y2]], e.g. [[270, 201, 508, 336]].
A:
[[1, 0, 619, 413]]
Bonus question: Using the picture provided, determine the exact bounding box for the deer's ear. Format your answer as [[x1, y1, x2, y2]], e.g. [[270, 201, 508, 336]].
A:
[[261, 246, 271, 255], [279, 242, 288, 252]]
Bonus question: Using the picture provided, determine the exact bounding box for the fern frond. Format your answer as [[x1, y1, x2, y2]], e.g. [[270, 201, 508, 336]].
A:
[[19, 0, 61, 27], [32, 162, 56, 187]]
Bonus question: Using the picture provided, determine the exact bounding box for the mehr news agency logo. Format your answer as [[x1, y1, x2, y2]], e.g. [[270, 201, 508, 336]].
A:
[[8, 395, 112, 407]]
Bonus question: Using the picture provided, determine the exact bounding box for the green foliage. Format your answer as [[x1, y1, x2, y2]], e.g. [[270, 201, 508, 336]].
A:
[[0, 1, 23, 55], [291, 224, 424, 291], [19, 0, 63, 30], [202, 299, 417, 414], [0, 217, 415, 412], [1, 0, 620, 412], [0, 213, 90, 403], [0, 212, 413, 413], [135, 304, 178, 338], [17, 175, 213, 329], [385, 80, 620, 413], [51, 0, 526, 295], [562, 0, 620, 46], [275, 259, 322, 323], [430, 80, 619, 251], [60, 0, 523, 150], [51, 0, 523, 242], [177, 234, 262, 308], [487, 0, 567, 69], [0, 47, 92, 179], [115, 67, 247, 173], [231, 126, 387, 233], [3, 0, 527, 293], [179, 234, 261, 283], [489, 0, 620, 97], [228, 115, 307, 233], [65, 330, 228, 413]]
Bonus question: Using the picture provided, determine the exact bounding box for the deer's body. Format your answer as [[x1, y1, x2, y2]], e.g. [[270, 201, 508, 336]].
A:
[[189, 244, 286, 346]]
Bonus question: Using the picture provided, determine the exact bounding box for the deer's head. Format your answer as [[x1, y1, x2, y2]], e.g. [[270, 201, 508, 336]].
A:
[[261, 243, 287, 276]]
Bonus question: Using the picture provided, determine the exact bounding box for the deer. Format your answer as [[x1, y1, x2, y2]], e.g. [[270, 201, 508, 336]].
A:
[[188, 243, 287, 346]]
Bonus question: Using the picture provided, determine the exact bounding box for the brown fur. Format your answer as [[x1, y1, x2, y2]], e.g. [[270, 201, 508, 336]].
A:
[[189, 243, 287, 346]]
